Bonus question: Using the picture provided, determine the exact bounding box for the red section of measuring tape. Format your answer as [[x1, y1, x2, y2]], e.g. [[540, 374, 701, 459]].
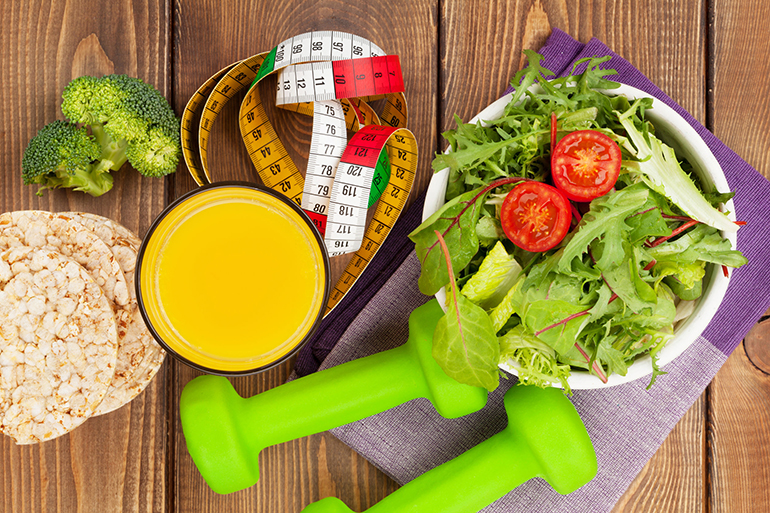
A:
[[384, 56, 404, 93], [305, 210, 327, 236], [331, 56, 404, 99], [349, 100, 366, 126], [351, 58, 376, 97], [372, 57, 390, 95], [332, 59, 356, 99], [343, 125, 398, 168]]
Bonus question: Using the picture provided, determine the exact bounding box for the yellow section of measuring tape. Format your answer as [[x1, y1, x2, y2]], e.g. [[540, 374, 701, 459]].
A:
[[181, 64, 234, 185], [180, 36, 413, 316], [325, 128, 416, 313]]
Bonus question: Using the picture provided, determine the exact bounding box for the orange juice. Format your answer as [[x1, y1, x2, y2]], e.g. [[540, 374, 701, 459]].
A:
[[137, 184, 329, 374]]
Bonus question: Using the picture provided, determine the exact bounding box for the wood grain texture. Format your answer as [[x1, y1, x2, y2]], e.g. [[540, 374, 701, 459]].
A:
[[708, 346, 770, 512], [171, 3, 436, 510], [438, 1, 709, 510], [0, 1, 170, 512], [2, 1, 769, 512], [710, 0, 770, 181], [708, 0, 770, 511], [613, 398, 706, 513]]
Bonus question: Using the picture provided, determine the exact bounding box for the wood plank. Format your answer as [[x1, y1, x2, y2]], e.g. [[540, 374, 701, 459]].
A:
[[438, 1, 708, 508], [170, 1, 437, 511], [710, 0, 770, 181], [613, 402, 705, 512], [708, 0, 770, 509], [0, 1, 170, 512], [708, 342, 770, 511], [439, 0, 707, 133]]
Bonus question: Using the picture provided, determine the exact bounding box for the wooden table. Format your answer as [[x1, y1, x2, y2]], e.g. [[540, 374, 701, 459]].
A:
[[1, 1, 768, 511]]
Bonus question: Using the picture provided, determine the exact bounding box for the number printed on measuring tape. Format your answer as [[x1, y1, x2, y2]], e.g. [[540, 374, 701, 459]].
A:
[[181, 31, 416, 315], [265, 32, 385, 77], [274, 56, 404, 107], [325, 124, 416, 257]]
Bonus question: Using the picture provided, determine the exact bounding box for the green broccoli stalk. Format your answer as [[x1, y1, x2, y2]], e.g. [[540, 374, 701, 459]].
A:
[[22, 74, 181, 197]]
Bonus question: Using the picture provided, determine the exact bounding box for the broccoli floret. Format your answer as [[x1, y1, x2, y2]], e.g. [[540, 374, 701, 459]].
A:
[[23, 74, 181, 197], [125, 125, 181, 178], [22, 120, 114, 196]]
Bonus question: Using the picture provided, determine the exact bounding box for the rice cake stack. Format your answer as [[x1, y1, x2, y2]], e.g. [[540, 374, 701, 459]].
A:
[[0, 211, 165, 444]]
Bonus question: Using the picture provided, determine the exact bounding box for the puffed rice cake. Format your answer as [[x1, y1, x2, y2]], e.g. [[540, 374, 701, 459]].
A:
[[0, 211, 131, 343], [0, 246, 118, 444], [66, 213, 165, 415]]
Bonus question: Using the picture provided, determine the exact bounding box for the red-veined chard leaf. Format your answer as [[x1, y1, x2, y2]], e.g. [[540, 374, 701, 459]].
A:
[[409, 178, 525, 296], [431, 231, 500, 392]]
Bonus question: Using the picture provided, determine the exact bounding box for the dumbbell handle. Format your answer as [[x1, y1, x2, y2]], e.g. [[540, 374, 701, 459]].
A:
[[180, 300, 488, 495], [302, 385, 598, 513], [302, 427, 533, 513], [240, 340, 430, 450]]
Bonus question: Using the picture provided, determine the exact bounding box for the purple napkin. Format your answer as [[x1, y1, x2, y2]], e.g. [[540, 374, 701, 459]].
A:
[[302, 29, 770, 512]]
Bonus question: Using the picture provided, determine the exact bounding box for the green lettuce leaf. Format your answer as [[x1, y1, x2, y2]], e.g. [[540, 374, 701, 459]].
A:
[[600, 241, 657, 314], [409, 187, 487, 295], [596, 335, 629, 377], [433, 288, 500, 392], [475, 215, 503, 247], [648, 223, 748, 268], [522, 299, 589, 355], [559, 184, 650, 273], [461, 241, 522, 308], [488, 275, 525, 332], [617, 98, 738, 234], [615, 285, 677, 331], [499, 325, 571, 393], [653, 260, 706, 290], [625, 197, 672, 245]]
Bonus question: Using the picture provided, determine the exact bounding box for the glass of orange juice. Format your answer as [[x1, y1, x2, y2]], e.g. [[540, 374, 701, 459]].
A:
[[136, 182, 330, 375]]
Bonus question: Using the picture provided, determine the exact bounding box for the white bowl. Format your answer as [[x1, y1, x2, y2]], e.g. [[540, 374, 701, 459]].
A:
[[423, 84, 735, 389]]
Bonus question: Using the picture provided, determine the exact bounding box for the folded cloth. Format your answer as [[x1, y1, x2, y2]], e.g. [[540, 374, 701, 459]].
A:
[[294, 189, 427, 377], [300, 28, 770, 512]]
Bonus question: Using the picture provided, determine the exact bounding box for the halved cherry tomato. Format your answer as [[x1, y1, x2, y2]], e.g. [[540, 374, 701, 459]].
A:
[[500, 181, 571, 252], [551, 130, 621, 202]]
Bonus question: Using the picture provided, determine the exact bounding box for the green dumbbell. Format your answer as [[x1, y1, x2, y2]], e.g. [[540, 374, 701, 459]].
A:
[[180, 299, 488, 495], [302, 384, 597, 513]]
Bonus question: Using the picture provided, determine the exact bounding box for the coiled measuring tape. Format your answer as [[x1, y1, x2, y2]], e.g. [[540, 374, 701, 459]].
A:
[[181, 31, 417, 314]]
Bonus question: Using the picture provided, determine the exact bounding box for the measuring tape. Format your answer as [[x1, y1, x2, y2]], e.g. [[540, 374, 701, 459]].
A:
[[181, 31, 417, 314]]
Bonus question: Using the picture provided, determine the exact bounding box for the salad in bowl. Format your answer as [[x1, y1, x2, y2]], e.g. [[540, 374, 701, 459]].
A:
[[410, 51, 747, 393]]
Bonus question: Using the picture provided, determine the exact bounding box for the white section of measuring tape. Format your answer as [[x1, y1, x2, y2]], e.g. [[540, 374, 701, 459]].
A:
[[253, 33, 402, 239], [271, 31, 385, 73], [302, 99, 348, 215], [276, 62, 336, 105], [324, 159, 377, 257]]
